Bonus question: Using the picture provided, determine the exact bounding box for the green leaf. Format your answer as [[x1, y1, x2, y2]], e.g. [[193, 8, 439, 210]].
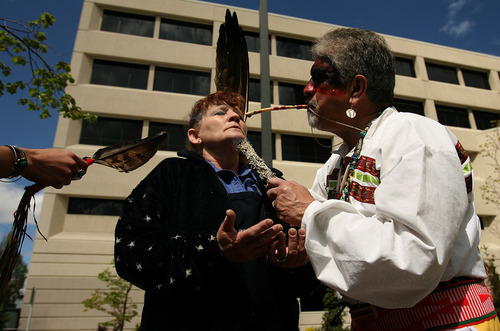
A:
[[1, 12, 95, 121]]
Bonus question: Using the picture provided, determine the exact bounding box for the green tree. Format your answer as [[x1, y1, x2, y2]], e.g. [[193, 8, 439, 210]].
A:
[[82, 262, 138, 331], [320, 288, 348, 331], [0, 235, 27, 330], [481, 246, 500, 314], [479, 123, 500, 211], [0, 13, 95, 121]]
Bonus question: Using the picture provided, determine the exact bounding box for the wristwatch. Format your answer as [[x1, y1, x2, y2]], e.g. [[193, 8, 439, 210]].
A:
[[5, 145, 28, 178]]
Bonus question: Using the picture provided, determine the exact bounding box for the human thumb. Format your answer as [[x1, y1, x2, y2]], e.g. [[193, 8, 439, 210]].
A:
[[220, 209, 236, 231]]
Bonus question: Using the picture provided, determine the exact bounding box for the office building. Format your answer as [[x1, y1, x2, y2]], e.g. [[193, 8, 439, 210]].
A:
[[20, 0, 500, 329]]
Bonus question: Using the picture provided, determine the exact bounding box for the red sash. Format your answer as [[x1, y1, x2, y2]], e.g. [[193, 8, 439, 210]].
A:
[[351, 278, 497, 330]]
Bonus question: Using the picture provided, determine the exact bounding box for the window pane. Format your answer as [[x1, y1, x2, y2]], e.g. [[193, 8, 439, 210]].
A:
[[154, 67, 210, 96], [160, 18, 212, 45], [282, 134, 331, 163], [149, 122, 186, 151], [80, 117, 143, 146], [395, 57, 415, 77], [101, 10, 154, 37], [462, 69, 490, 89], [91, 60, 149, 89], [473, 110, 499, 130], [247, 131, 276, 159], [248, 78, 273, 103], [243, 31, 271, 54], [426, 63, 458, 84], [278, 82, 307, 105], [276, 36, 313, 60], [393, 99, 424, 116], [436, 105, 470, 128], [68, 197, 123, 216]]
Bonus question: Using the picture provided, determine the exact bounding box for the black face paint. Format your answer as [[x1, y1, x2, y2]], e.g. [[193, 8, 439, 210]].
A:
[[310, 56, 343, 88]]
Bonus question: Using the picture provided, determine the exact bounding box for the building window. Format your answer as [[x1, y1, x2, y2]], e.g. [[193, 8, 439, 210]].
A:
[[276, 36, 313, 60], [90, 60, 149, 89], [153, 67, 210, 96], [243, 31, 271, 54], [159, 18, 212, 45], [473, 110, 499, 130], [249, 78, 273, 103], [68, 197, 123, 216], [247, 131, 276, 159], [435, 105, 470, 128], [395, 57, 415, 77], [426, 62, 459, 84], [80, 117, 143, 146], [462, 69, 490, 90], [278, 82, 307, 105], [149, 122, 186, 151], [393, 99, 424, 116], [101, 10, 155, 37], [282, 134, 331, 163]]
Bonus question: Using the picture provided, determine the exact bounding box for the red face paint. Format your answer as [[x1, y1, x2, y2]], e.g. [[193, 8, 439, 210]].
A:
[[308, 56, 346, 98], [316, 83, 345, 97]]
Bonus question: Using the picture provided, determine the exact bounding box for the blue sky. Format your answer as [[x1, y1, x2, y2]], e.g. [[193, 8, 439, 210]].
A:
[[1, 0, 499, 264]]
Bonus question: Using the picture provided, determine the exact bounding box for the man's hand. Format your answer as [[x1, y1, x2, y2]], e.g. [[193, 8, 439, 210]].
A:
[[266, 177, 314, 227], [217, 209, 283, 262]]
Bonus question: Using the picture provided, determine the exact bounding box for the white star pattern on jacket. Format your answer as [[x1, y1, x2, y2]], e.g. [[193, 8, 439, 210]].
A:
[[114, 190, 223, 291]]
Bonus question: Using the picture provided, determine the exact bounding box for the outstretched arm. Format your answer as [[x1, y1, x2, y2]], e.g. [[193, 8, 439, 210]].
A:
[[1, 146, 89, 188]]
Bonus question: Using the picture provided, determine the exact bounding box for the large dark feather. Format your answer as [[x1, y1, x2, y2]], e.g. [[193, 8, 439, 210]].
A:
[[91, 131, 168, 172], [214, 10, 274, 182], [215, 10, 249, 119]]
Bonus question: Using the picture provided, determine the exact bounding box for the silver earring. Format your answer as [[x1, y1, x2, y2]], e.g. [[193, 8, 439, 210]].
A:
[[346, 106, 356, 118]]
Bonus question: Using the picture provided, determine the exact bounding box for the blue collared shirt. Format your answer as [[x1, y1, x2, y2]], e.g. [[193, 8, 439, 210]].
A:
[[206, 160, 261, 194]]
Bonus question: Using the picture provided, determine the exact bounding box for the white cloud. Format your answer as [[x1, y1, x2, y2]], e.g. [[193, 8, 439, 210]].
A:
[[441, 19, 475, 38], [0, 183, 41, 266], [440, 0, 476, 38], [0, 183, 44, 228], [448, 0, 468, 15]]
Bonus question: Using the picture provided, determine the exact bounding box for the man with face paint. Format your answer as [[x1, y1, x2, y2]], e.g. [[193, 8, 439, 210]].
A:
[[267, 28, 500, 330]]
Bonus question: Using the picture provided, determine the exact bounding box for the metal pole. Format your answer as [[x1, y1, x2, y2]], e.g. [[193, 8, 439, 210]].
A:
[[259, 0, 272, 167], [26, 287, 35, 331]]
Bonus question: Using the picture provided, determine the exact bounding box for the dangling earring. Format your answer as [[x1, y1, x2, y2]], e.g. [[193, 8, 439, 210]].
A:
[[346, 105, 356, 119]]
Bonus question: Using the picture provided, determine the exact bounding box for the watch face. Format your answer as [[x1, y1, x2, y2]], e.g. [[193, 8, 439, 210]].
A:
[[6, 145, 28, 178], [17, 158, 28, 170]]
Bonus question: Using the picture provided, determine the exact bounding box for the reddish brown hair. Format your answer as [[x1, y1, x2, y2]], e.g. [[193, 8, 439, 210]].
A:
[[186, 90, 246, 151]]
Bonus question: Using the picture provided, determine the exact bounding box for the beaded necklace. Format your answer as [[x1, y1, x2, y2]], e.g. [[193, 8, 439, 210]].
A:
[[331, 117, 377, 201]]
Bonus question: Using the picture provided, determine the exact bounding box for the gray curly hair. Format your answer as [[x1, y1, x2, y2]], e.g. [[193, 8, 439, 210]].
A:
[[312, 28, 395, 104]]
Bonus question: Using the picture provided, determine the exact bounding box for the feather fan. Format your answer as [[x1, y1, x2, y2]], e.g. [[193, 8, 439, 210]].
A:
[[215, 9, 275, 182], [90, 131, 168, 172], [215, 9, 249, 118]]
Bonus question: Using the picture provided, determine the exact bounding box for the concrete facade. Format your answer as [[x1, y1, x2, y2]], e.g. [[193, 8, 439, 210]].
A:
[[19, 0, 500, 330]]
